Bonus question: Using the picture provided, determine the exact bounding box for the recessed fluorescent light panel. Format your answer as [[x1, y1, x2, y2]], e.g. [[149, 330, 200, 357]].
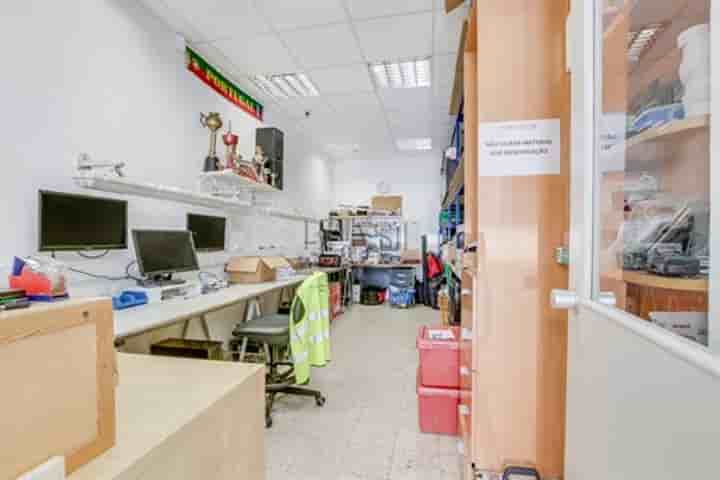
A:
[[627, 24, 664, 62], [396, 138, 432, 151], [370, 58, 431, 89], [250, 73, 319, 100]]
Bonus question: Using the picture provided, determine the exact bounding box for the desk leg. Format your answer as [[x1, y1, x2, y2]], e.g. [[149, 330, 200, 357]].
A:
[[200, 315, 211, 340], [181, 319, 190, 339], [181, 315, 212, 340]]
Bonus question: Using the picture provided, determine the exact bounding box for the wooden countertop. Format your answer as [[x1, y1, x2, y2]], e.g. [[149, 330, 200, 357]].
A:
[[69, 353, 265, 480], [622, 270, 709, 292]]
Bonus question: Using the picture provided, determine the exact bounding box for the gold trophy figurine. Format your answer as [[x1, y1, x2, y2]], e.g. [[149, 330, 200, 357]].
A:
[[200, 112, 223, 172]]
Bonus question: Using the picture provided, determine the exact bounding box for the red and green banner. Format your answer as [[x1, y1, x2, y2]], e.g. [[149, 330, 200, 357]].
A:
[[186, 47, 263, 121]]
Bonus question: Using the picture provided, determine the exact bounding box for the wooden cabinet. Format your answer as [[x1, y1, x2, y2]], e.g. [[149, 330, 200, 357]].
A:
[[458, 1, 570, 478], [623, 271, 709, 320]]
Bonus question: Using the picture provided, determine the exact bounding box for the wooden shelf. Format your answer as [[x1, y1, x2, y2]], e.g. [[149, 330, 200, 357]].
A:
[[199, 170, 279, 193], [622, 270, 708, 293], [442, 156, 465, 210], [605, 115, 709, 159]]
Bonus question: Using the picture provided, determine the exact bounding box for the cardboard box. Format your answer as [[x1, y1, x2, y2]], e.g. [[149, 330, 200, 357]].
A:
[[401, 249, 422, 264], [371, 195, 403, 215], [0, 298, 116, 478], [226, 256, 291, 284]]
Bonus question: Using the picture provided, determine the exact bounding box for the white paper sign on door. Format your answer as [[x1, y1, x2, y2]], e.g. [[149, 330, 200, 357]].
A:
[[478, 118, 561, 176]]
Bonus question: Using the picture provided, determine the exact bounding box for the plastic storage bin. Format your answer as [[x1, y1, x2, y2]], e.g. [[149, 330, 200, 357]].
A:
[[417, 369, 460, 436], [389, 285, 415, 308], [390, 269, 415, 288], [417, 325, 460, 388]]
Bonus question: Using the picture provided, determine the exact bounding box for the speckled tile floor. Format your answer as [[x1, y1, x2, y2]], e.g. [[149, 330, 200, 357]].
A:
[[265, 305, 461, 480]]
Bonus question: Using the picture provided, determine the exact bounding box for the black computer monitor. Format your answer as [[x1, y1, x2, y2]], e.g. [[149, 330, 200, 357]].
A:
[[187, 213, 226, 252], [39, 190, 127, 252], [132, 230, 199, 285]]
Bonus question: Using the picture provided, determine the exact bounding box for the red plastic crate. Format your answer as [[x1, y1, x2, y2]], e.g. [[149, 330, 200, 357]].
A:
[[417, 325, 460, 389], [417, 369, 460, 436]]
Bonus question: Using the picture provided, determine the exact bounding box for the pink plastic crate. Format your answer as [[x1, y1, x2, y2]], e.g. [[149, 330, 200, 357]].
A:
[[417, 325, 460, 388], [417, 369, 460, 436]]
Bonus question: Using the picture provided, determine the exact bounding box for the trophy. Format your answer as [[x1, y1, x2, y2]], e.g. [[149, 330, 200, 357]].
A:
[[200, 112, 223, 172], [253, 145, 268, 184], [221, 121, 240, 171]]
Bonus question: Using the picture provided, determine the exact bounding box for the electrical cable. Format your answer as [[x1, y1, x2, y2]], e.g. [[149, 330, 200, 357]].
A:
[[77, 250, 110, 259], [70, 260, 141, 282], [125, 260, 143, 282], [69, 267, 129, 282]]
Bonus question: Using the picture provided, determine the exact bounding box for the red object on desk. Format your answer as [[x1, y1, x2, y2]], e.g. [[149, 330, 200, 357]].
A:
[[9, 269, 67, 300]]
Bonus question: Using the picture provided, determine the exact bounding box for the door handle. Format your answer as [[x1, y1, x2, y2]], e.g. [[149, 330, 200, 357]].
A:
[[551, 289, 578, 310], [598, 291, 617, 307], [551, 290, 617, 310]]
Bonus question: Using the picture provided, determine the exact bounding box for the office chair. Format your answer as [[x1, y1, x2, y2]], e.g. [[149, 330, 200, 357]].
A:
[[231, 291, 326, 428]]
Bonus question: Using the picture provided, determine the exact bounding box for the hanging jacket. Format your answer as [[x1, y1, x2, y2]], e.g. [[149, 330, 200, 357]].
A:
[[313, 272, 332, 363], [306, 272, 331, 366], [289, 277, 313, 384]]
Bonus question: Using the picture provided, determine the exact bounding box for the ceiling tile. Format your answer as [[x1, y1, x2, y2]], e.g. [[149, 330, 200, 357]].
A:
[[433, 5, 468, 54], [355, 12, 433, 62], [281, 23, 364, 69], [378, 87, 432, 114], [326, 92, 384, 116], [282, 97, 335, 120], [433, 53, 457, 87], [308, 64, 374, 95], [214, 34, 297, 75], [165, 0, 269, 41], [346, 0, 433, 20], [258, 0, 346, 31]]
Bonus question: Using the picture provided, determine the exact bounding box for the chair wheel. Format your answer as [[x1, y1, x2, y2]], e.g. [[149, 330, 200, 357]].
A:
[[316, 395, 326, 407], [266, 416, 273, 428]]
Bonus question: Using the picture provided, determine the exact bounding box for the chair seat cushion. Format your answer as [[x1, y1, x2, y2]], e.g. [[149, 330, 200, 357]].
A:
[[233, 314, 290, 338]]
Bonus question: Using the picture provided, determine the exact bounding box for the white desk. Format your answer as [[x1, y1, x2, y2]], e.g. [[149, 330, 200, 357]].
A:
[[114, 275, 308, 339]]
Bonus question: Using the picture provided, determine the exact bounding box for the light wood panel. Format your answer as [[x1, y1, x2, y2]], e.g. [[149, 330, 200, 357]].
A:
[[471, 0, 569, 477], [0, 299, 116, 478], [464, 10, 478, 246]]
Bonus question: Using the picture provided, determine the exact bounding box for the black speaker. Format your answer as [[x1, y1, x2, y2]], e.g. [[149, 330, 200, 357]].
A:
[[256, 127, 284, 190]]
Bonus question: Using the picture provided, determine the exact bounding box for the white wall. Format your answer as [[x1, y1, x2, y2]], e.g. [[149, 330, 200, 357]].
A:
[[331, 153, 442, 249], [0, 0, 333, 298]]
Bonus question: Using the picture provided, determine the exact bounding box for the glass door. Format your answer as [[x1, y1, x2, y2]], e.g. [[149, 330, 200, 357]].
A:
[[595, 0, 712, 347]]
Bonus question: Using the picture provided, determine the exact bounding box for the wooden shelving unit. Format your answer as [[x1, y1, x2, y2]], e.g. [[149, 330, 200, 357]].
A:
[[442, 156, 465, 210]]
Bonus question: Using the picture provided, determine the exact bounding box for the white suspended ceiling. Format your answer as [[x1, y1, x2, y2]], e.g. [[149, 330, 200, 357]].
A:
[[140, 0, 469, 160]]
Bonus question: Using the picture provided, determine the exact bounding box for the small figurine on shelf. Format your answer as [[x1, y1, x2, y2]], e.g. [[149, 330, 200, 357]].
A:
[[270, 171, 278, 189], [222, 121, 241, 171], [253, 145, 269, 184], [200, 112, 223, 172]]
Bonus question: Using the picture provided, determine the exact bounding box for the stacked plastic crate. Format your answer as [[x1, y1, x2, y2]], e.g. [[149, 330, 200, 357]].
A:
[[416, 325, 461, 436]]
